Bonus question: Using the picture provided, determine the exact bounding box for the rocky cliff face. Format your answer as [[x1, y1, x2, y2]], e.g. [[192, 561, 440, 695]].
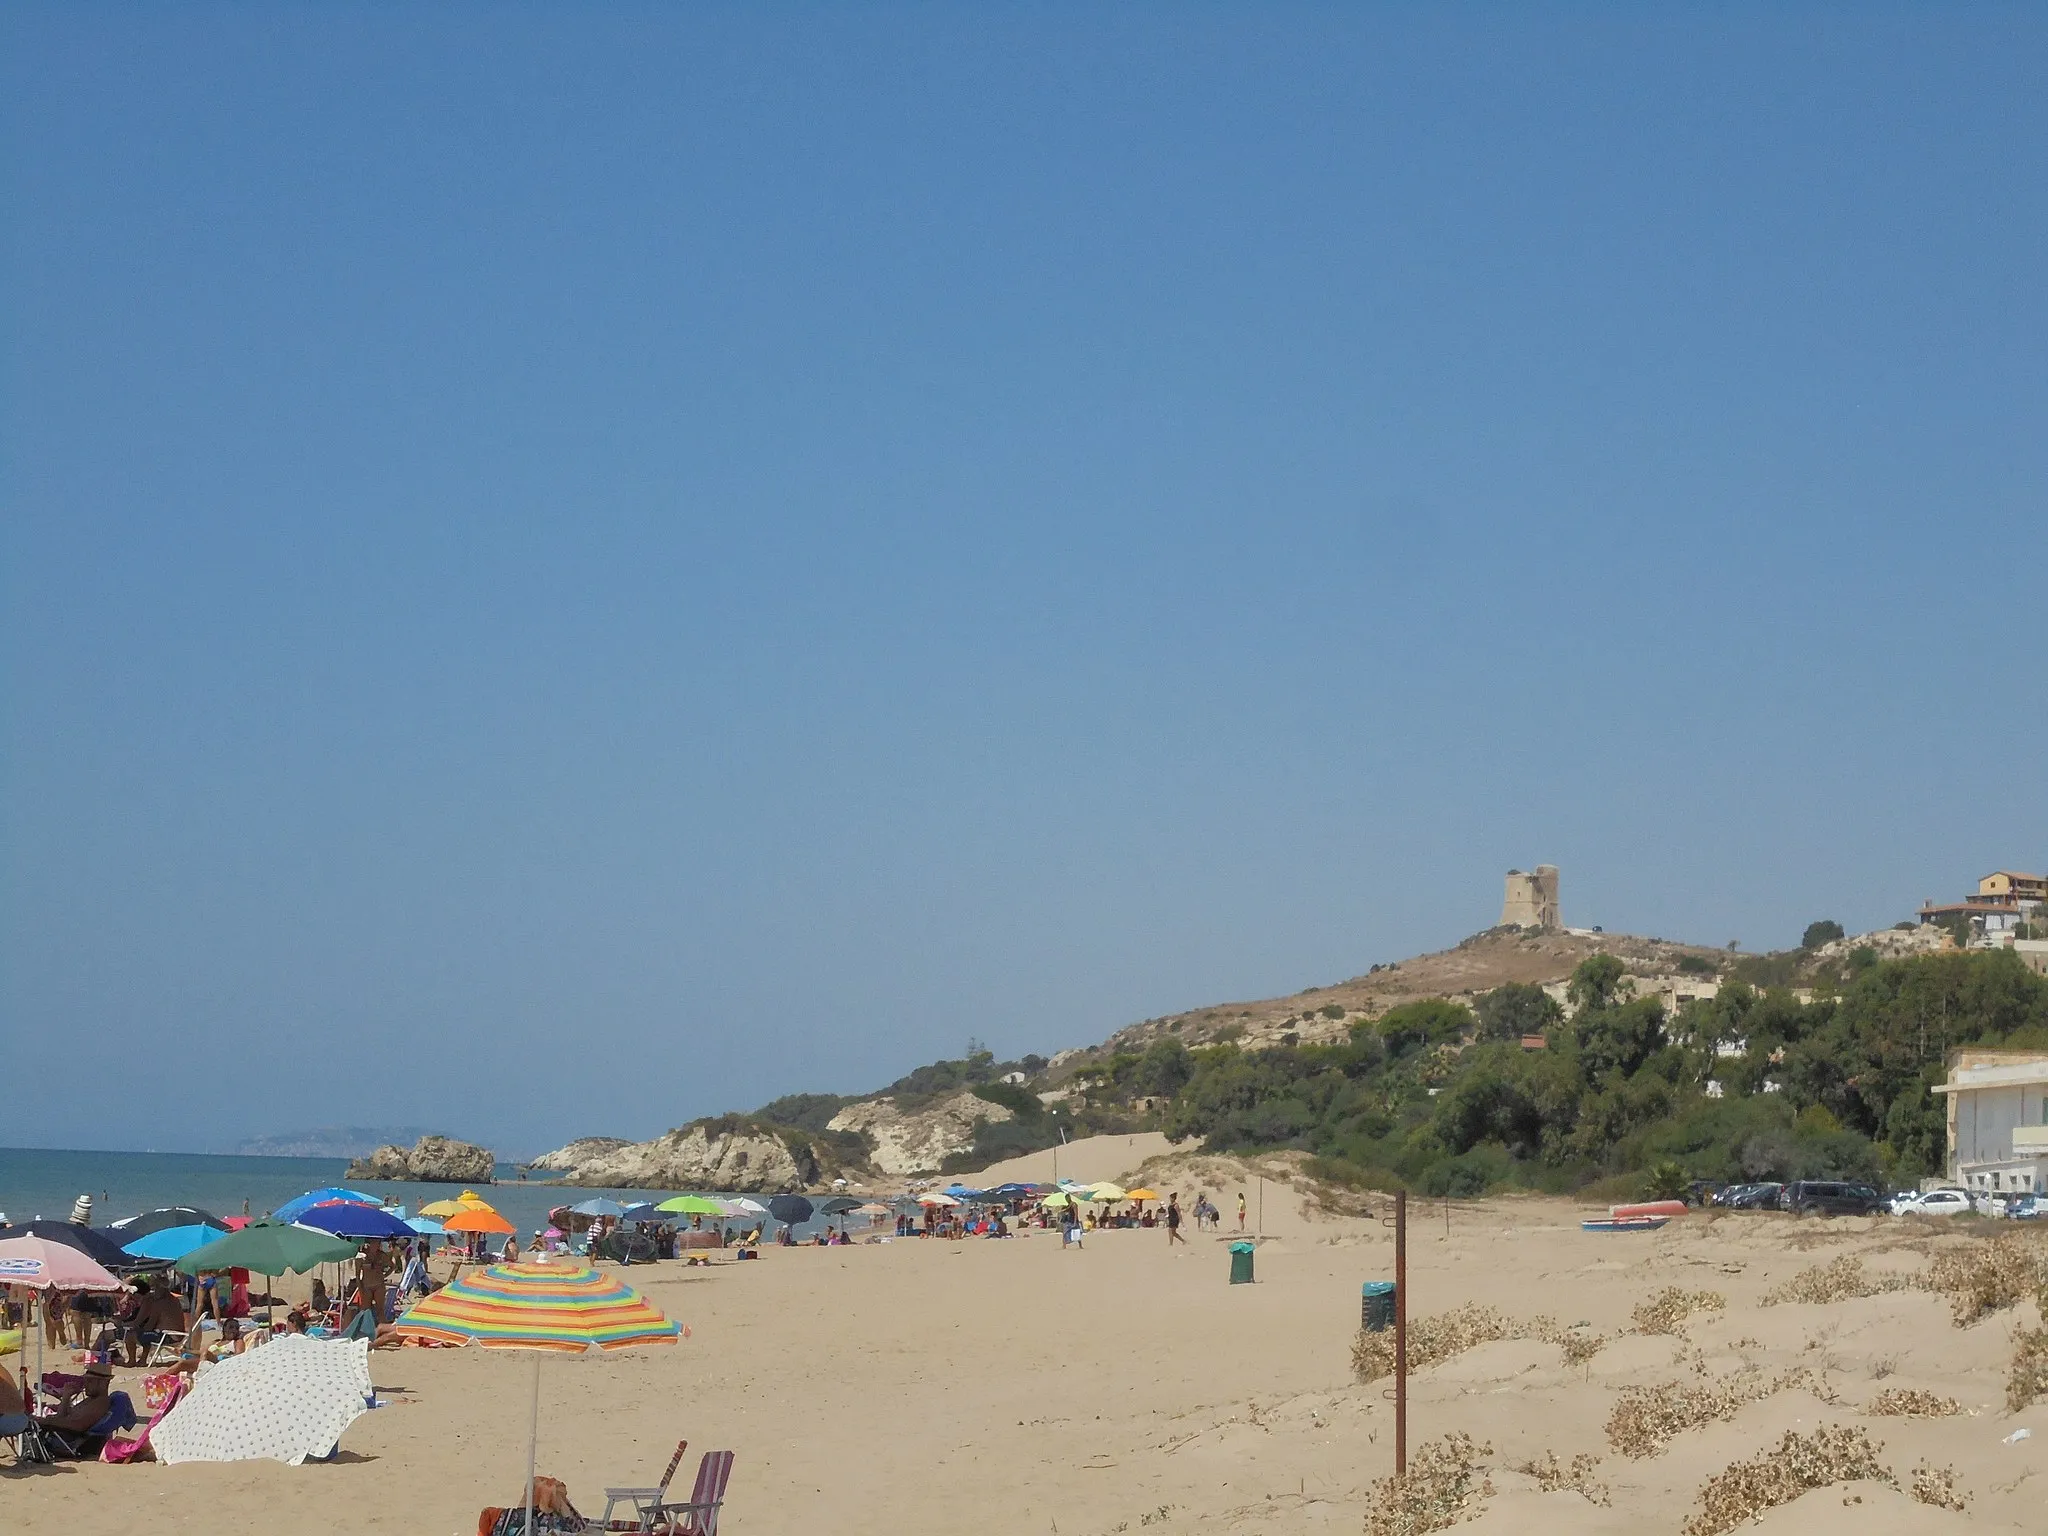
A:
[[345, 1134, 495, 1184], [531, 1122, 815, 1192], [827, 1091, 1011, 1177], [525, 1137, 634, 1173]]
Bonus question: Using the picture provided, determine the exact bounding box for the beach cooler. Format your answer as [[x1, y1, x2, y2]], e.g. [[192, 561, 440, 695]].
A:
[[1361, 1280, 1395, 1331], [1228, 1241, 1255, 1284]]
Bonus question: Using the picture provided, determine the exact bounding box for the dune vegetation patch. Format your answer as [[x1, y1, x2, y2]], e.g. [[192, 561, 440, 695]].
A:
[[1924, 1234, 2044, 1325], [1514, 1450, 1610, 1506], [1762, 1255, 1911, 1307], [2007, 1324, 2048, 1413], [1631, 1287, 1726, 1335], [1350, 1305, 1604, 1382], [1361, 1433, 1496, 1536], [1864, 1387, 1961, 1417], [1606, 1367, 1835, 1459], [1681, 1425, 1892, 1536]]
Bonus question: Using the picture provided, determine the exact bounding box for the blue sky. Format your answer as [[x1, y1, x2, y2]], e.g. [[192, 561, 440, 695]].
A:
[[3, 7, 2043, 1155]]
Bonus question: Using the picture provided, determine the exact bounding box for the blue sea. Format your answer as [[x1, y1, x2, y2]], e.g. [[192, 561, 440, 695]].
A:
[[0, 1146, 806, 1239]]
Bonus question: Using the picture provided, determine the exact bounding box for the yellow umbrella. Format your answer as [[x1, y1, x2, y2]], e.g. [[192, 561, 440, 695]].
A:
[[1086, 1183, 1128, 1202], [1124, 1188, 1159, 1202], [421, 1190, 496, 1218]]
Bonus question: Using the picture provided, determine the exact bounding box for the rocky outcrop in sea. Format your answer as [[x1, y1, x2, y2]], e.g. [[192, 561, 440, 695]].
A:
[[525, 1137, 634, 1173], [345, 1134, 496, 1184]]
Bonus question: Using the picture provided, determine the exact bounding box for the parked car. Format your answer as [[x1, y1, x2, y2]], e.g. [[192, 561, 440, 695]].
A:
[[1780, 1179, 1883, 1216], [1716, 1181, 1784, 1210], [1885, 1189, 1923, 1215], [1899, 1188, 1971, 1217]]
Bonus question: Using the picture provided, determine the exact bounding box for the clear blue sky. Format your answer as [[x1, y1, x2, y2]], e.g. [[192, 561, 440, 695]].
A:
[[4, 7, 2043, 1156]]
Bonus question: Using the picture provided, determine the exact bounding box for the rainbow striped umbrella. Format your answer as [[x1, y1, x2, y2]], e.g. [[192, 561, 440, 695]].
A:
[[395, 1260, 681, 1530], [394, 1260, 679, 1353]]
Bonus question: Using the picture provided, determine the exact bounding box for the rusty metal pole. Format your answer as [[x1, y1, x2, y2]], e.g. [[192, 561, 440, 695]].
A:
[[1394, 1188, 1407, 1476]]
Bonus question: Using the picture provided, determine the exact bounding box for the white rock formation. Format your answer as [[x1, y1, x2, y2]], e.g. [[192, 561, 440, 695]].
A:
[[530, 1123, 812, 1192], [827, 1090, 1012, 1177]]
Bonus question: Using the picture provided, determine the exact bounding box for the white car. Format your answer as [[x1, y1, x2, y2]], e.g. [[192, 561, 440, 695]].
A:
[[1901, 1188, 1971, 1217]]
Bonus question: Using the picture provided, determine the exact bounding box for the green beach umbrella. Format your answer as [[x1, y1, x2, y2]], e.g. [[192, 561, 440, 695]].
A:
[[654, 1195, 724, 1216], [176, 1220, 360, 1277]]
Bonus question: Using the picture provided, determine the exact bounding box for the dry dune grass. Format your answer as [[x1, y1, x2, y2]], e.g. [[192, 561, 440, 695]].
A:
[[1350, 1305, 1604, 1382], [1925, 1233, 2044, 1325], [1631, 1286, 1726, 1334], [1864, 1387, 1962, 1417], [1761, 1254, 1911, 1307], [1361, 1433, 1496, 1536], [2007, 1324, 2048, 1413], [1681, 1425, 1894, 1536], [1514, 1449, 1611, 1506], [1606, 1367, 1836, 1459]]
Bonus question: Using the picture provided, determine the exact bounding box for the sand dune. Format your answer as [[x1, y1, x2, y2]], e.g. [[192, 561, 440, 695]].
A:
[[10, 1196, 2043, 1534]]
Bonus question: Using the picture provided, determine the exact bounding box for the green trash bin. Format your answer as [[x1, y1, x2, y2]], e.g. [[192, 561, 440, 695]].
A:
[[1361, 1280, 1396, 1331], [1228, 1240, 1256, 1284]]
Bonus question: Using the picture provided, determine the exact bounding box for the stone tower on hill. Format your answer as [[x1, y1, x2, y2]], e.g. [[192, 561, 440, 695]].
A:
[[1502, 865, 1561, 929]]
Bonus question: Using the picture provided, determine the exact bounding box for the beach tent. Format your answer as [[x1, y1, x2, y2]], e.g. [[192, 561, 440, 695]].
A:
[[272, 1189, 381, 1224], [151, 1335, 375, 1466], [396, 1261, 680, 1536]]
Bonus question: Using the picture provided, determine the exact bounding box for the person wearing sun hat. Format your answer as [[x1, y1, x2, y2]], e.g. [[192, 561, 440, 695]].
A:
[[37, 1361, 114, 1435]]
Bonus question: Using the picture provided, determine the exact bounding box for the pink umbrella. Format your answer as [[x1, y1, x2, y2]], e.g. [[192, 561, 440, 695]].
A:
[[0, 1233, 125, 1292], [0, 1233, 125, 1401]]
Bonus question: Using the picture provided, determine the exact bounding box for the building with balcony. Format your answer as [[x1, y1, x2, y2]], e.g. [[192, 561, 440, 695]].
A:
[[1930, 1049, 2048, 1196]]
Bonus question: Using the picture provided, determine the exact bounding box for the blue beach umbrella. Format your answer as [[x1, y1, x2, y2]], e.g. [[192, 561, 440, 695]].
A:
[[404, 1217, 445, 1236], [273, 1188, 381, 1224], [294, 1204, 415, 1241], [618, 1203, 660, 1222], [123, 1224, 230, 1263], [568, 1198, 629, 1219]]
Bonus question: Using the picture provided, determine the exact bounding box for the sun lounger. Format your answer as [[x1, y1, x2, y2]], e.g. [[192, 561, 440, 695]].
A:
[[599, 1439, 689, 1531], [652, 1450, 734, 1536]]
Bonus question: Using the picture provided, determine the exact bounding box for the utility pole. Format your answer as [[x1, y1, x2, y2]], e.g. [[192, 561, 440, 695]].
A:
[[1394, 1188, 1408, 1476]]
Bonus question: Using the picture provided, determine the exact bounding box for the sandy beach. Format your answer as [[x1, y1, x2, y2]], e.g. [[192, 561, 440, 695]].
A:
[[8, 1140, 2046, 1535]]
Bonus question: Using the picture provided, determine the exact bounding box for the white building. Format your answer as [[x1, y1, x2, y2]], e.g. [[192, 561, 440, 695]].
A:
[[1930, 1050, 2048, 1196]]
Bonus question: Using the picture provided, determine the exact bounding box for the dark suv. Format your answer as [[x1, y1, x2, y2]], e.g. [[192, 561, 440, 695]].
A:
[[1779, 1179, 1882, 1216]]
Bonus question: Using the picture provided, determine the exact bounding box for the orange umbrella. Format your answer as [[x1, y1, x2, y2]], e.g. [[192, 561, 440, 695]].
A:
[[441, 1207, 516, 1236]]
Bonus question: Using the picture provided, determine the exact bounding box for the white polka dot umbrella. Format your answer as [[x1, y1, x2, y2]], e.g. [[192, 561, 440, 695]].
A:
[[151, 1334, 376, 1466]]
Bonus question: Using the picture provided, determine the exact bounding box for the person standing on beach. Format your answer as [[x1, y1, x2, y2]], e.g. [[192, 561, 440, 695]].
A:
[[1236, 1191, 1246, 1231], [1166, 1193, 1186, 1245]]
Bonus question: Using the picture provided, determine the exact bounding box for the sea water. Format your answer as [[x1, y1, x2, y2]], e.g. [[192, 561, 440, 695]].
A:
[[0, 1146, 793, 1240]]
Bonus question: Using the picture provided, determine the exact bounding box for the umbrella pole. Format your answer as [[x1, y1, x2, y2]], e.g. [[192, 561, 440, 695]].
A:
[[525, 1354, 540, 1535]]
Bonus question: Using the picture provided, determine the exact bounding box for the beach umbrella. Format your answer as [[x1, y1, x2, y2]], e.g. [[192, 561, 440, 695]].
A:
[[441, 1207, 516, 1236], [175, 1220, 360, 1278], [121, 1224, 227, 1264], [404, 1217, 445, 1236], [272, 1188, 381, 1224], [0, 1233, 125, 1392], [109, 1206, 230, 1239], [570, 1198, 630, 1219], [852, 1203, 892, 1218], [396, 1261, 682, 1536], [1, 1219, 164, 1274], [766, 1195, 813, 1226], [295, 1203, 416, 1241], [1125, 1188, 1160, 1202], [419, 1190, 495, 1219], [916, 1192, 960, 1208], [655, 1195, 724, 1217], [727, 1197, 769, 1217], [1087, 1183, 1128, 1202], [619, 1203, 660, 1222], [151, 1335, 375, 1466], [1041, 1192, 1075, 1209], [816, 1197, 863, 1216]]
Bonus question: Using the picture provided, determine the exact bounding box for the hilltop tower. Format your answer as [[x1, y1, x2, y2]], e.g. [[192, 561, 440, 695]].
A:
[[1502, 865, 1561, 930]]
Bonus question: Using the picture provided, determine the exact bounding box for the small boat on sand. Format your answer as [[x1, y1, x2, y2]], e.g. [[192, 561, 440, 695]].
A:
[[1581, 1216, 1669, 1233]]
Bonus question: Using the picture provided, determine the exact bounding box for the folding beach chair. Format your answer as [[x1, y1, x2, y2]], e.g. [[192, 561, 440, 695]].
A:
[[2, 1413, 55, 1465], [599, 1439, 689, 1531], [144, 1328, 190, 1367], [653, 1451, 734, 1536]]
